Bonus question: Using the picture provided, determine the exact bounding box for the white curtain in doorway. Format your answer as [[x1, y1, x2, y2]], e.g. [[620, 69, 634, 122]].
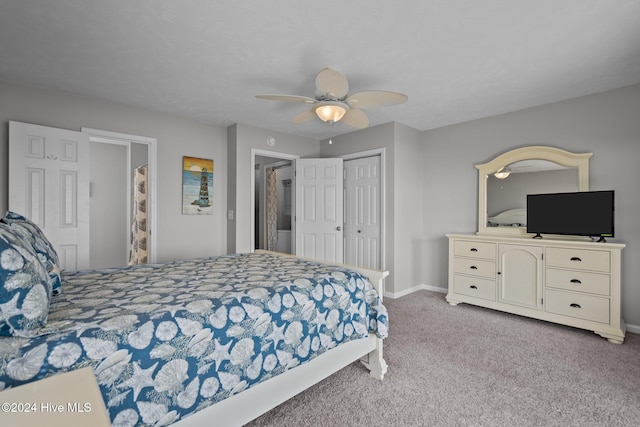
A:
[[266, 167, 278, 251], [129, 164, 148, 265]]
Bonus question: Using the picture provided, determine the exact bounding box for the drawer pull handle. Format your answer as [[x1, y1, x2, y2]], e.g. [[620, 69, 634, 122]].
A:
[[469, 265, 478, 270], [570, 303, 582, 309], [570, 257, 582, 262], [470, 248, 478, 252], [570, 279, 582, 284], [470, 285, 478, 290]]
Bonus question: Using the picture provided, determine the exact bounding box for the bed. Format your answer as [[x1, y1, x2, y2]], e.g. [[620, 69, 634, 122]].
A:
[[487, 208, 527, 227], [0, 214, 388, 427]]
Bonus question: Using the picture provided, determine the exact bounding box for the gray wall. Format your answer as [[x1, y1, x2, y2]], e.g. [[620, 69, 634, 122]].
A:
[[0, 80, 228, 262], [421, 84, 640, 327], [90, 141, 127, 268], [394, 123, 426, 295]]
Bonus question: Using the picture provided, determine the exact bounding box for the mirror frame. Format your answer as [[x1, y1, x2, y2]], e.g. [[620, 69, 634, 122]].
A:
[[476, 146, 593, 236]]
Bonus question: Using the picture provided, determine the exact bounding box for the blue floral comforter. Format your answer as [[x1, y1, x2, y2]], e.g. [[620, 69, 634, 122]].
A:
[[0, 252, 388, 426]]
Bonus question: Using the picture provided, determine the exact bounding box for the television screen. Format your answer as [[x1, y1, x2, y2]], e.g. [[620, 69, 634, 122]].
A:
[[526, 190, 614, 239]]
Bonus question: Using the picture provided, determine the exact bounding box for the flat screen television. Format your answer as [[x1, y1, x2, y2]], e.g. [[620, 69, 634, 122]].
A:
[[526, 190, 614, 241]]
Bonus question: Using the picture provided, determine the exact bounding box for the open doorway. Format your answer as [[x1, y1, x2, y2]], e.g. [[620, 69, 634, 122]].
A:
[[83, 128, 157, 268], [255, 156, 293, 253], [251, 149, 299, 254]]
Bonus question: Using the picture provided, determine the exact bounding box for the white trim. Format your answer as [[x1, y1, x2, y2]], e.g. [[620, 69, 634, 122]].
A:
[[626, 323, 640, 335], [340, 147, 385, 161], [384, 283, 447, 299], [250, 149, 299, 253], [81, 127, 158, 263], [339, 148, 387, 272], [81, 128, 157, 144]]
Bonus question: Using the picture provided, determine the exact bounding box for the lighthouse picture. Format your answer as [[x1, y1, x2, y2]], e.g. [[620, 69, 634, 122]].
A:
[[182, 156, 214, 215]]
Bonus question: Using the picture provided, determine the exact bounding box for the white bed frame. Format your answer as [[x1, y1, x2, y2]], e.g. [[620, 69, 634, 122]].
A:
[[0, 251, 388, 427], [487, 208, 527, 226]]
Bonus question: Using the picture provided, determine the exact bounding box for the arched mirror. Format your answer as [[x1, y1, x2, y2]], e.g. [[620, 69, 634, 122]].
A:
[[476, 146, 592, 236]]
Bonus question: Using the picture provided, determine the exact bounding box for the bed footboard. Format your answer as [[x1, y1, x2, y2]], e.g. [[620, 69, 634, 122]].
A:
[[256, 250, 390, 381], [360, 338, 387, 380]]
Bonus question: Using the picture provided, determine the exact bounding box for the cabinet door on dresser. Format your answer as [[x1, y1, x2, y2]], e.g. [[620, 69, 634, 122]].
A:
[[498, 244, 543, 310]]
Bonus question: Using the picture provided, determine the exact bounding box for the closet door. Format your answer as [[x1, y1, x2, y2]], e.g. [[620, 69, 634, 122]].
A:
[[9, 121, 90, 271], [344, 155, 381, 269]]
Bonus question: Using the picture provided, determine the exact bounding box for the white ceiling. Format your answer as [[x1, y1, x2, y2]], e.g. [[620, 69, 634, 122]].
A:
[[1, 1, 639, 140]]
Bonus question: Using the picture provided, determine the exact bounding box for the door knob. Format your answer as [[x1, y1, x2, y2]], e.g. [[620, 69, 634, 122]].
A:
[[336, 226, 342, 231]]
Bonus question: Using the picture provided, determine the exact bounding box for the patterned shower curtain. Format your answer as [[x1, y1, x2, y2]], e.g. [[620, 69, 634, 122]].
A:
[[129, 164, 148, 265], [266, 167, 278, 251]]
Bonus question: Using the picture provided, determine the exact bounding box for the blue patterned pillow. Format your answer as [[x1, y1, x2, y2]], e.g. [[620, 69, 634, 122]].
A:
[[0, 223, 53, 337], [2, 212, 62, 295]]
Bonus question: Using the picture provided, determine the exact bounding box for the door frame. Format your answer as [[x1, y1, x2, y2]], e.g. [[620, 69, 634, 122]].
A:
[[249, 147, 385, 270], [250, 149, 299, 253], [339, 148, 386, 271], [81, 128, 158, 263]]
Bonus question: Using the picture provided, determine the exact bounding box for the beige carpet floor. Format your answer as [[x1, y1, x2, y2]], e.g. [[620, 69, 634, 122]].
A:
[[247, 290, 640, 427]]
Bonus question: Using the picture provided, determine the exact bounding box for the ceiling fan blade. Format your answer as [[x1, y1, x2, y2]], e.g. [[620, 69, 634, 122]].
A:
[[346, 91, 408, 108], [340, 108, 369, 129], [292, 109, 317, 124], [256, 94, 316, 103], [315, 68, 349, 99]]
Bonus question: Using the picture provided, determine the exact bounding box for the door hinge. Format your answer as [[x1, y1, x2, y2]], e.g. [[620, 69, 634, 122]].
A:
[[541, 298, 544, 305]]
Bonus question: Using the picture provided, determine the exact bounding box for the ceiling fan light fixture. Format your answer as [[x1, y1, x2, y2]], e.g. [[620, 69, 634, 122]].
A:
[[256, 68, 403, 129], [314, 102, 347, 123], [494, 167, 511, 179]]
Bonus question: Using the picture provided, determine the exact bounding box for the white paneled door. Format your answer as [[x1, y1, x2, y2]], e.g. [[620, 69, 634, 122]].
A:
[[344, 155, 381, 269], [294, 158, 344, 263], [9, 121, 90, 271]]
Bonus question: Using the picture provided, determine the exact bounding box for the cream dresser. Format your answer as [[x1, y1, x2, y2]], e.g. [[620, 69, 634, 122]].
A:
[[446, 234, 626, 343]]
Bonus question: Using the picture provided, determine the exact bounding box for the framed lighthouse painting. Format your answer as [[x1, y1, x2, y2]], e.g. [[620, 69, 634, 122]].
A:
[[182, 156, 214, 215]]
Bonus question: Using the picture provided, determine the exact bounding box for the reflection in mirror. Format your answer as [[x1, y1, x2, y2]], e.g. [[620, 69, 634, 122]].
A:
[[476, 146, 592, 236], [487, 160, 578, 227]]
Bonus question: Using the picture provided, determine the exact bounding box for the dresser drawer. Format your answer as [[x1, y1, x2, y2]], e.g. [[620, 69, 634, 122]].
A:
[[452, 258, 496, 278], [453, 274, 496, 301], [454, 240, 496, 259], [545, 289, 609, 324], [545, 247, 610, 273], [546, 268, 610, 296]]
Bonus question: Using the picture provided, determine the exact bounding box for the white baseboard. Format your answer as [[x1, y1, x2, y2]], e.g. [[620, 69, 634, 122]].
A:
[[385, 283, 447, 299], [384, 285, 640, 337], [626, 323, 640, 335]]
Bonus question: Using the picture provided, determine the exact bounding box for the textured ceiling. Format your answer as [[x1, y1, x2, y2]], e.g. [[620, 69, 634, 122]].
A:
[[1, 0, 639, 140]]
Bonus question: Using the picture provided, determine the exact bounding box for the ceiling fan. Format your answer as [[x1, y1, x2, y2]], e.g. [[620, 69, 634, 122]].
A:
[[255, 67, 408, 129]]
